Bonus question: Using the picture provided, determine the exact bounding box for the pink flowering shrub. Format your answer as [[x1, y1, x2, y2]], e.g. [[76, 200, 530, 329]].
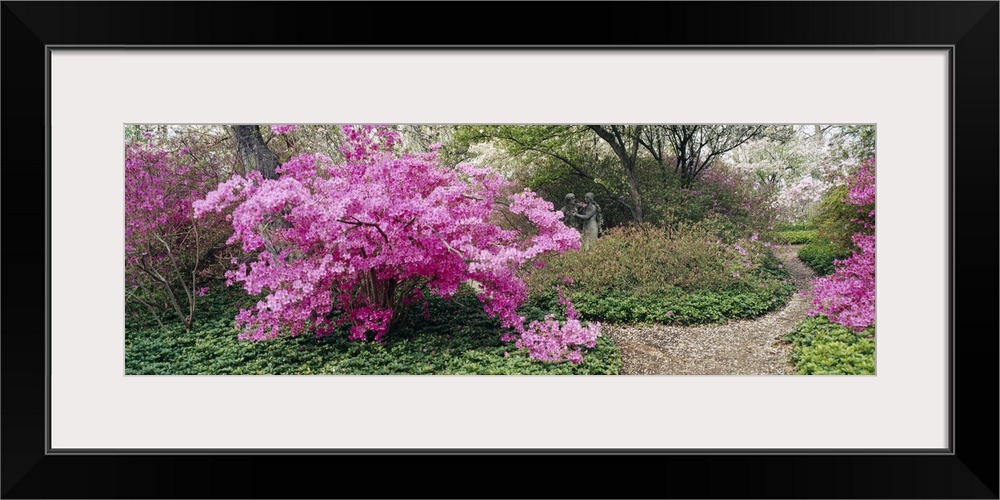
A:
[[809, 158, 875, 331], [847, 158, 875, 222], [125, 134, 231, 330], [195, 125, 594, 363], [809, 234, 875, 331]]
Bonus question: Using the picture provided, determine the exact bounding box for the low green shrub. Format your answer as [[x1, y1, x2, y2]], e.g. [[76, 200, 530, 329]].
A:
[[529, 224, 736, 296], [126, 288, 621, 375], [798, 237, 852, 276], [773, 229, 818, 245], [785, 315, 875, 375], [526, 224, 795, 325], [774, 222, 816, 232]]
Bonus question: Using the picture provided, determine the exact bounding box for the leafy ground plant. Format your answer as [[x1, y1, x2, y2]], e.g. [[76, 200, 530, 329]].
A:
[[785, 315, 874, 375], [125, 283, 621, 375], [797, 236, 851, 276]]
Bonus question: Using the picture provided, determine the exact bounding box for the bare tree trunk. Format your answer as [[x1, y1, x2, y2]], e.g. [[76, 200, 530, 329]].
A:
[[588, 125, 644, 223], [231, 125, 280, 179]]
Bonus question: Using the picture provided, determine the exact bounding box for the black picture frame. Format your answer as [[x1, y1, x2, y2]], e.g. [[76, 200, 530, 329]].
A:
[[2, 2, 996, 498]]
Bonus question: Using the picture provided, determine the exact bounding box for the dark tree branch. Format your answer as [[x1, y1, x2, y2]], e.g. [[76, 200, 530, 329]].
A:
[[587, 125, 644, 221], [231, 125, 280, 179]]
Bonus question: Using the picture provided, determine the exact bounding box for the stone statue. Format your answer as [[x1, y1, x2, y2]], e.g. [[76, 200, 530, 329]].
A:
[[574, 192, 602, 250], [558, 193, 580, 230]]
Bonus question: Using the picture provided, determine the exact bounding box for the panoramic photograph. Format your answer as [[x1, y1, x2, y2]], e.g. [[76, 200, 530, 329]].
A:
[[125, 124, 875, 375]]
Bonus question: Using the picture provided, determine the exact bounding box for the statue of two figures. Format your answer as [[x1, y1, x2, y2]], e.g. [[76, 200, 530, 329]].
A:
[[559, 192, 603, 250]]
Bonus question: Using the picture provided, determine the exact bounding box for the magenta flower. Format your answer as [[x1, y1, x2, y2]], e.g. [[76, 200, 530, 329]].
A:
[[270, 124, 298, 135]]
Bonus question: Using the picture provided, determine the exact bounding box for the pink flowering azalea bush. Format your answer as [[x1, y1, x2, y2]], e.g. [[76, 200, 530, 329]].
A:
[[125, 133, 231, 330], [195, 125, 597, 363], [809, 158, 875, 332]]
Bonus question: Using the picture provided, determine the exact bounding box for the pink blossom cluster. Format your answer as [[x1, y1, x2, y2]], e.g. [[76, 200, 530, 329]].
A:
[[810, 234, 875, 331], [125, 141, 194, 256], [516, 286, 600, 363], [517, 317, 600, 364], [847, 157, 875, 226], [195, 125, 591, 362], [809, 157, 876, 331], [270, 124, 298, 135], [125, 139, 228, 274]]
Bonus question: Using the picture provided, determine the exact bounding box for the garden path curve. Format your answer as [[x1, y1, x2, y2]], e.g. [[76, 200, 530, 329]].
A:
[[603, 244, 815, 375]]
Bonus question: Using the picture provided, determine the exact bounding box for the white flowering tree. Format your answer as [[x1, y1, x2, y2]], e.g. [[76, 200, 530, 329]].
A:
[[728, 126, 842, 224]]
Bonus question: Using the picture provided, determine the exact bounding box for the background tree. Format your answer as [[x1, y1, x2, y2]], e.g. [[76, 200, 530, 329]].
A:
[[450, 124, 790, 229], [231, 125, 280, 179], [649, 125, 767, 187], [728, 125, 822, 188], [829, 124, 875, 164], [587, 125, 645, 222], [396, 124, 455, 154], [449, 125, 642, 226]]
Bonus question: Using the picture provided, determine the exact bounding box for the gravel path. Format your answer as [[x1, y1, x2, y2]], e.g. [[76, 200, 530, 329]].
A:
[[604, 244, 815, 375]]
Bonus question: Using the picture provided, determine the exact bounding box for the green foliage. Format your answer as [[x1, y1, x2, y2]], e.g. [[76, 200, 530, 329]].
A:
[[773, 229, 818, 244], [655, 166, 779, 242], [813, 183, 870, 252], [774, 222, 816, 232], [448, 125, 634, 228], [448, 126, 779, 232], [126, 285, 621, 375], [798, 165, 873, 276], [829, 125, 875, 163], [526, 224, 795, 325], [785, 316, 875, 375], [797, 236, 851, 276], [813, 184, 853, 250], [530, 224, 736, 295], [564, 286, 793, 325]]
